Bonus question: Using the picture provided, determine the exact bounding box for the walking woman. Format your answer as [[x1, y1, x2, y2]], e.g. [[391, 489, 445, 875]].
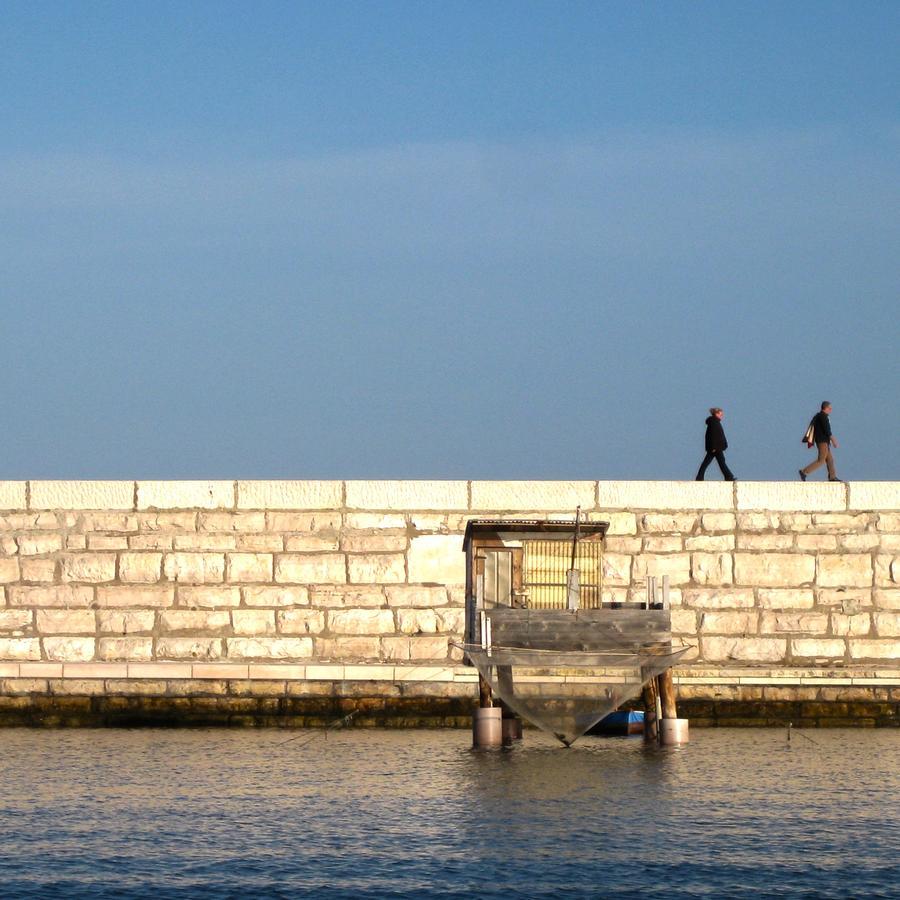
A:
[[696, 407, 735, 481]]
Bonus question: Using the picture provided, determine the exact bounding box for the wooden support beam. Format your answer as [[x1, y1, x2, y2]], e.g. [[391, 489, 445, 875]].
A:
[[657, 669, 678, 720]]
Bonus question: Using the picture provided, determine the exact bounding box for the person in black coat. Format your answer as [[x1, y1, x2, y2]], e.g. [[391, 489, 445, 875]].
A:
[[696, 407, 735, 481]]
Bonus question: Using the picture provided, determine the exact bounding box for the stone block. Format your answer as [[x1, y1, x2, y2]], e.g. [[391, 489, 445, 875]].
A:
[[36, 610, 95, 634], [284, 534, 339, 552], [138, 512, 198, 532], [811, 513, 871, 531], [691, 553, 733, 586], [435, 608, 465, 633], [633, 553, 691, 585], [42, 637, 95, 661], [137, 481, 234, 510], [407, 535, 465, 584], [328, 609, 395, 635], [237, 480, 342, 510], [397, 609, 438, 635], [601, 553, 632, 585], [163, 553, 225, 583], [817, 588, 872, 610], [848, 482, 900, 511], [0, 482, 27, 509], [795, 535, 838, 551], [8, 585, 94, 608], [267, 511, 342, 533], [159, 610, 230, 632], [16, 534, 63, 555], [60, 553, 116, 583], [346, 513, 407, 530], [198, 512, 266, 533], [831, 613, 872, 636], [384, 586, 449, 608], [87, 535, 129, 550], [408, 636, 450, 660], [276, 609, 325, 634], [699, 611, 756, 634], [643, 536, 683, 553], [19, 558, 56, 583], [702, 636, 787, 663], [315, 637, 382, 661], [226, 638, 314, 659], [0, 610, 33, 632], [274, 554, 346, 584], [597, 512, 637, 535], [737, 534, 794, 551], [759, 611, 829, 633], [340, 533, 407, 553], [119, 552, 163, 583], [243, 586, 309, 607], [97, 638, 154, 661], [816, 554, 873, 588], [236, 534, 284, 552], [791, 638, 846, 660], [95, 587, 174, 609], [685, 535, 735, 551], [176, 586, 241, 609], [600, 481, 732, 511], [874, 556, 899, 587], [0, 558, 21, 582], [232, 609, 276, 636], [876, 513, 900, 532], [670, 608, 697, 634], [29, 481, 134, 510], [61, 663, 128, 679], [346, 480, 467, 511], [683, 589, 756, 609], [702, 512, 736, 532], [757, 589, 815, 610], [848, 639, 900, 660], [129, 535, 174, 550], [604, 537, 641, 554], [226, 553, 273, 583], [874, 590, 900, 610], [96, 610, 156, 634], [738, 482, 847, 512], [641, 514, 698, 533], [347, 554, 406, 584], [157, 638, 224, 660], [80, 513, 139, 532], [469, 481, 594, 512], [381, 637, 411, 660], [874, 612, 900, 637], [734, 553, 815, 587], [737, 513, 781, 531]]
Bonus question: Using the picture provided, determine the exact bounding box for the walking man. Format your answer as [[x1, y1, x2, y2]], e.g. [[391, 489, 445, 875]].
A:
[[696, 407, 735, 481], [800, 401, 840, 481]]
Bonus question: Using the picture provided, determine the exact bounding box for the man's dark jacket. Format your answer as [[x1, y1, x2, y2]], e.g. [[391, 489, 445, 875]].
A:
[[704, 416, 728, 452], [812, 411, 832, 444]]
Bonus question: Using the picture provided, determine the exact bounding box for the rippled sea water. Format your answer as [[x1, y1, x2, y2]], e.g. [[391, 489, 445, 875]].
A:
[[0, 727, 897, 899]]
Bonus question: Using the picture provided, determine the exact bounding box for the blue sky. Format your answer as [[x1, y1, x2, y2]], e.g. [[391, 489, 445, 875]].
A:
[[1, 2, 897, 480]]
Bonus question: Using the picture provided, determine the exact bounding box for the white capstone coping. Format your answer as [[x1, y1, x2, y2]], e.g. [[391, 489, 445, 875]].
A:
[[469, 480, 596, 511], [237, 480, 343, 510], [0, 482, 27, 510], [345, 480, 468, 510], [137, 481, 235, 510], [848, 482, 900, 511], [736, 481, 847, 511], [597, 481, 733, 511], [29, 481, 135, 510]]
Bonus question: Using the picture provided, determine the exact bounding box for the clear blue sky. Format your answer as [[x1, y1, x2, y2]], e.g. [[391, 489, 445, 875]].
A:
[[2, 1, 897, 480]]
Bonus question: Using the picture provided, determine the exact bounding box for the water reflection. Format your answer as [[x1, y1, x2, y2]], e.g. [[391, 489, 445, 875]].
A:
[[0, 728, 897, 898]]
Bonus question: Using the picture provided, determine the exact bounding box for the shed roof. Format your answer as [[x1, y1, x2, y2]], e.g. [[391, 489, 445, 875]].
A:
[[462, 518, 609, 551]]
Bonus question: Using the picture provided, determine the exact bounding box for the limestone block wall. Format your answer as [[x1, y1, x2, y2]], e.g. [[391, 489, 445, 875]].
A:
[[0, 479, 898, 725]]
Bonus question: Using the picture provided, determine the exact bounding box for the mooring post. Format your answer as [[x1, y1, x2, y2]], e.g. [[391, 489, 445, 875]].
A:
[[657, 668, 690, 745], [641, 668, 659, 744]]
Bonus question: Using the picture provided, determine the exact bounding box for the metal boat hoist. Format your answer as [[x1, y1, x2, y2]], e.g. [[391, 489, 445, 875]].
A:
[[459, 514, 690, 747]]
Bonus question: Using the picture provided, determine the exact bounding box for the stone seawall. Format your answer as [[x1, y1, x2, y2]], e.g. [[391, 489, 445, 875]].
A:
[[0, 479, 898, 726]]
